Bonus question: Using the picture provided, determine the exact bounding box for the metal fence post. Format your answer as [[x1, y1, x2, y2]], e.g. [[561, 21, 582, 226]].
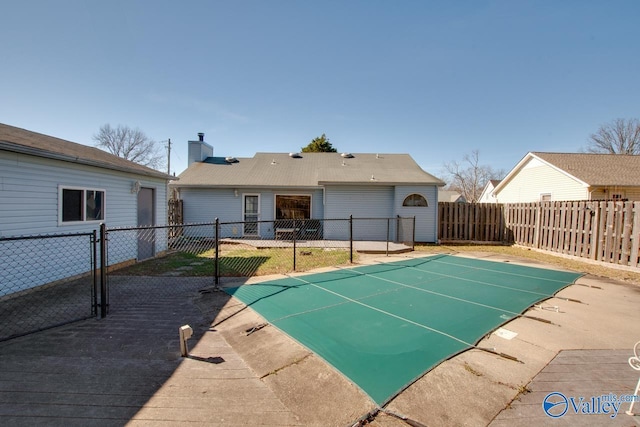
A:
[[92, 230, 98, 316], [293, 219, 297, 271], [386, 218, 390, 256], [214, 218, 219, 285], [99, 223, 108, 318], [412, 216, 416, 250], [349, 215, 353, 264]]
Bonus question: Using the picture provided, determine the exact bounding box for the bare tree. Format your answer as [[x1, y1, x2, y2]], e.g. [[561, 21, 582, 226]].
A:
[[93, 124, 165, 169], [586, 118, 640, 155], [443, 150, 504, 202]]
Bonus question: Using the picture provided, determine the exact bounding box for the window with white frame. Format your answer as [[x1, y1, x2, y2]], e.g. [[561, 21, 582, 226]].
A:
[[59, 187, 105, 223], [402, 194, 428, 207]]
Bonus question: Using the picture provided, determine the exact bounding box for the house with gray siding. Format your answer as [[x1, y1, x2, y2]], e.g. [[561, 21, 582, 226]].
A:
[[0, 123, 174, 294], [492, 152, 640, 203], [171, 134, 445, 242]]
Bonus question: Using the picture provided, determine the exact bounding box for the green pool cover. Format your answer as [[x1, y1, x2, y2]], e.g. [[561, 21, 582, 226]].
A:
[[225, 254, 582, 405]]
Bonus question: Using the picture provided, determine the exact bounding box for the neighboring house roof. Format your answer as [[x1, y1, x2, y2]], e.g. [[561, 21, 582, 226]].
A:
[[478, 179, 501, 201], [0, 123, 173, 180], [175, 152, 445, 188], [494, 152, 640, 193], [438, 190, 466, 203]]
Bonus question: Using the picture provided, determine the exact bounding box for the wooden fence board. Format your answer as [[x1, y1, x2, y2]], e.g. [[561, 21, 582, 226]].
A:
[[632, 202, 640, 268], [438, 201, 639, 269]]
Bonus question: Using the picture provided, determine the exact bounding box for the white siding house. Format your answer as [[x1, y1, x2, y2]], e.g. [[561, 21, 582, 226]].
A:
[[0, 123, 173, 294], [478, 180, 501, 203], [492, 152, 640, 203], [171, 134, 445, 242]]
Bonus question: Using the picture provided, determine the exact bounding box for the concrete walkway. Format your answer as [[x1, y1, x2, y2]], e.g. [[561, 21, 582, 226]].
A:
[[1, 252, 640, 426]]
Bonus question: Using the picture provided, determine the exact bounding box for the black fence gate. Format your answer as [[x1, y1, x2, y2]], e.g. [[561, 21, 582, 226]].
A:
[[0, 232, 98, 342]]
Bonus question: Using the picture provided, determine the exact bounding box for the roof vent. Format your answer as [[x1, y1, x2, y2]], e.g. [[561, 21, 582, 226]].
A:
[[341, 153, 354, 158], [225, 156, 238, 163], [289, 152, 302, 158]]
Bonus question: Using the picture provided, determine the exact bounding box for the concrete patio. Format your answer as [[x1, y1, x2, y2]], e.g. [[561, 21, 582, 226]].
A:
[[1, 252, 640, 426]]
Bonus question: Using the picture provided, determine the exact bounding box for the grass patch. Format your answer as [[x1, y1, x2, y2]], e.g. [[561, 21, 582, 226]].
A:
[[415, 243, 640, 285], [112, 247, 355, 277]]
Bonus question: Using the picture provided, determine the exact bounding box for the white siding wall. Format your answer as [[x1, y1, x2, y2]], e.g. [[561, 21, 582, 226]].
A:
[[180, 188, 324, 239], [394, 185, 438, 242], [495, 158, 588, 203], [180, 188, 239, 224], [188, 141, 213, 166], [0, 150, 168, 237], [324, 186, 394, 240], [0, 150, 169, 294]]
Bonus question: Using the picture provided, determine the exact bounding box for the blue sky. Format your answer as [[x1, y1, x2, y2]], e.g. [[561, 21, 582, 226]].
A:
[[1, 1, 638, 180]]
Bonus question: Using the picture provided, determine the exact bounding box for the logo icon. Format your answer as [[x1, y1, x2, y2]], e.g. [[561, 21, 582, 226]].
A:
[[543, 392, 569, 418]]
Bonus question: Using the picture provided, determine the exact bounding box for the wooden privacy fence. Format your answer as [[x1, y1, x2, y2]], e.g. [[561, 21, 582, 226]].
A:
[[439, 201, 640, 269], [168, 199, 184, 240], [438, 202, 506, 242]]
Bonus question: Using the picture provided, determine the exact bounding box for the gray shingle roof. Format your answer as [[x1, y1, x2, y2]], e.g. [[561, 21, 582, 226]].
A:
[[0, 123, 173, 180], [532, 152, 640, 186], [175, 152, 445, 188]]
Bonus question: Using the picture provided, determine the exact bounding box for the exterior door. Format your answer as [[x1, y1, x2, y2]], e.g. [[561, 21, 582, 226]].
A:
[[137, 187, 155, 260], [243, 194, 259, 236]]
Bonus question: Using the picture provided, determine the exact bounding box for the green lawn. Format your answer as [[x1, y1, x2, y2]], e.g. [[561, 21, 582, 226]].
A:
[[111, 247, 355, 277]]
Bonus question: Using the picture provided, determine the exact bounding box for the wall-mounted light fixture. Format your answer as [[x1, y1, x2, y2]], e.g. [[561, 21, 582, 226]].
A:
[[234, 189, 239, 198], [131, 180, 141, 194]]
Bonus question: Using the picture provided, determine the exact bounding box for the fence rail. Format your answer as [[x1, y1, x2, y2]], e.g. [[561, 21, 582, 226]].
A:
[[439, 201, 640, 269]]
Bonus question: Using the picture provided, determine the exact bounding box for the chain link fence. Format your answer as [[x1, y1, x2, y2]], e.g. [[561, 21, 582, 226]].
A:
[[102, 223, 215, 314], [0, 216, 415, 340], [0, 232, 97, 342]]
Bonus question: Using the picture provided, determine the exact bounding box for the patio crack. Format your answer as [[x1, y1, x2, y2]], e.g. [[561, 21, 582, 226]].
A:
[[259, 353, 312, 379]]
